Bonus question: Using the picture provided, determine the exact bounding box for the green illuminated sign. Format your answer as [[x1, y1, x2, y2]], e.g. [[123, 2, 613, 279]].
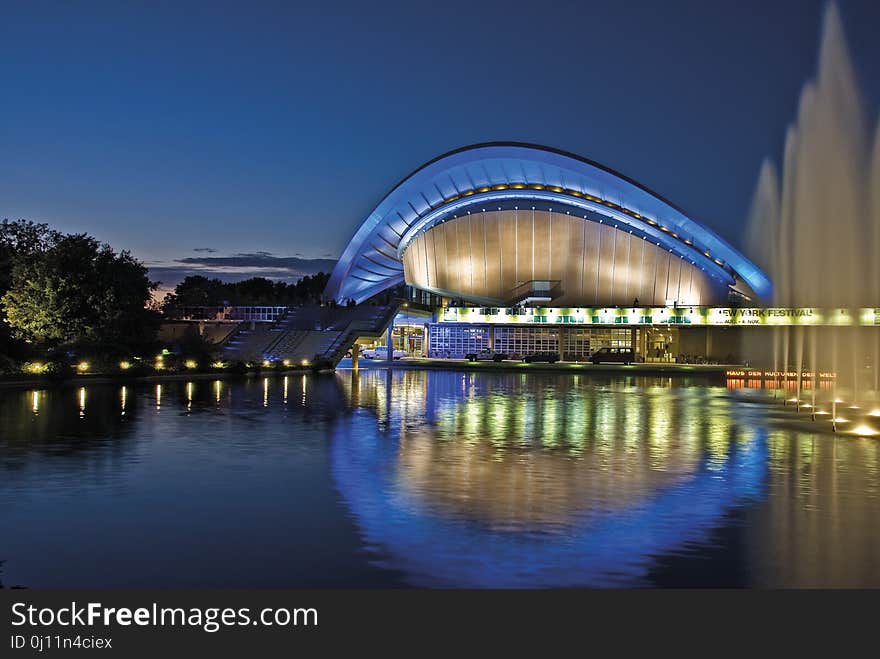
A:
[[439, 307, 880, 327]]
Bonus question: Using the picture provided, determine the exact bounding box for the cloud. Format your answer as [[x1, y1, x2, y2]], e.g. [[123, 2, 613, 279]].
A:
[[192, 247, 217, 253], [147, 252, 337, 294]]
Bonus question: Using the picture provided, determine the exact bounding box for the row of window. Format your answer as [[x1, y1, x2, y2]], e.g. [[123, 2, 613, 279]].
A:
[[427, 325, 633, 359]]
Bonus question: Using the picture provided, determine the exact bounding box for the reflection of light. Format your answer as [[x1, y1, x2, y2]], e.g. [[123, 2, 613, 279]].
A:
[[156, 384, 162, 410], [263, 378, 269, 407], [31, 391, 39, 413], [79, 387, 86, 417], [868, 409, 880, 417], [833, 417, 848, 423], [120, 386, 127, 416], [186, 382, 193, 411], [214, 380, 221, 403], [814, 410, 830, 416], [302, 374, 307, 403], [283, 376, 289, 404], [851, 425, 878, 437]]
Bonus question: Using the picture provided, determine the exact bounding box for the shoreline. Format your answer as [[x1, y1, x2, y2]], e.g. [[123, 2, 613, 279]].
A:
[[345, 357, 740, 377], [0, 367, 319, 390], [0, 359, 745, 390]]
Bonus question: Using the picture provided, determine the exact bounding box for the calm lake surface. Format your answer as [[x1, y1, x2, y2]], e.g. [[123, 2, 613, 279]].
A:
[[2, 368, 879, 588]]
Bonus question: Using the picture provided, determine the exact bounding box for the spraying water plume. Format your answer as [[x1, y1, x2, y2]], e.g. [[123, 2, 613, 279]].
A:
[[745, 2, 880, 428]]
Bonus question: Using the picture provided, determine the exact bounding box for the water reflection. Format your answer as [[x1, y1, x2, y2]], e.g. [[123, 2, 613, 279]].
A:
[[0, 371, 878, 587], [332, 371, 768, 586]]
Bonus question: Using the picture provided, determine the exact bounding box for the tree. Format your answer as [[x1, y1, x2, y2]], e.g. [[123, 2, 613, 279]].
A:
[[0, 219, 61, 298], [0, 220, 63, 357], [161, 272, 332, 315], [1, 233, 159, 347], [161, 275, 228, 315]]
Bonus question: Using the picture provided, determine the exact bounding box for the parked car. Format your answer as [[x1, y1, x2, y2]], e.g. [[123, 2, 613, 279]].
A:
[[589, 347, 635, 365], [522, 352, 559, 363], [362, 346, 407, 360], [465, 349, 509, 362]]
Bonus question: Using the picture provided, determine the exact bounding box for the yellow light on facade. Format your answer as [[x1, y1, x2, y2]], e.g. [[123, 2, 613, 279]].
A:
[[212, 360, 225, 369], [119, 361, 131, 370], [185, 360, 198, 369], [301, 359, 309, 366], [262, 360, 271, 367], [282, 359, 291, 367], [77, 361, 89, 372]]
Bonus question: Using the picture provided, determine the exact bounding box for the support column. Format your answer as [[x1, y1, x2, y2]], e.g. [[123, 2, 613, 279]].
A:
[[630, 327, 637, 351], [558, 328, 565, 362], [386, 322, 394, 365], [487, 325, 495, 351], [351, 343, 359, 370]]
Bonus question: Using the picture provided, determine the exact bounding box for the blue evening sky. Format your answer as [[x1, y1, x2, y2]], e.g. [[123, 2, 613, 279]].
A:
[[2, 0, 879, 287]]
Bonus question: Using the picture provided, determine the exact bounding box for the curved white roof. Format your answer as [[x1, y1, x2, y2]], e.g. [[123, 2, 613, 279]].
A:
[[325, 143, 771, 304]]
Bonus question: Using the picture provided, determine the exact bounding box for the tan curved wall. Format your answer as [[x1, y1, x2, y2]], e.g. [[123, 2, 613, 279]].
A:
[[401, 210, 724, 306]]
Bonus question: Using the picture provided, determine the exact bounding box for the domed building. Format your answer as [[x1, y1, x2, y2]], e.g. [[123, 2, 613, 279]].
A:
[[325, 143, 773, 362], [326, 143, 770, 308]]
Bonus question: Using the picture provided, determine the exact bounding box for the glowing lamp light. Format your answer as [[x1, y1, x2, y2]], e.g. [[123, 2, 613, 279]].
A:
[[77, 362, 89, 372], [868, 409, 880, 417], [119, 361, 131, 370], [851, 425, 878, 437], [212, 360, 225, 369], [301, 359, 310, 366], [282, 359, 292, 367], [185, 360, 198, 370]]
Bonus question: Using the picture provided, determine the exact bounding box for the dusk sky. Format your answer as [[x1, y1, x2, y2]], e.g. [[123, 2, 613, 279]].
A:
[[3, 0, 879, 289]]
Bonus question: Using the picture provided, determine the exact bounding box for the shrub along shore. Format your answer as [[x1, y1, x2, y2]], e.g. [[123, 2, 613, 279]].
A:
[[0, 354, 334, 389]]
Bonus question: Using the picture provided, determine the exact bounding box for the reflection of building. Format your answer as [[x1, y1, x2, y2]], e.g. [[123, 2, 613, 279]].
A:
[[331, 368, 768, 587], [326, 143, 778, 363]]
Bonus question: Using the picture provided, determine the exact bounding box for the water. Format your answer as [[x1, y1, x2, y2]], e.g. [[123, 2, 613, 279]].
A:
[[745, 3, 880, 398], [2, 369, 879, 588]]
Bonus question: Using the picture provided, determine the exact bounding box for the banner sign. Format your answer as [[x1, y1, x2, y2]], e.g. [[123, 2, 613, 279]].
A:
[[439, 307, 880, 327]]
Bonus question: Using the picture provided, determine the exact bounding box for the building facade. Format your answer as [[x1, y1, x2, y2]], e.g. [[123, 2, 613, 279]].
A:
[[327, 143, 779, 362]]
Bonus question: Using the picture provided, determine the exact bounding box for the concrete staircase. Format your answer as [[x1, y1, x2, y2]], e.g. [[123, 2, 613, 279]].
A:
[[221, 304, 400, 365]]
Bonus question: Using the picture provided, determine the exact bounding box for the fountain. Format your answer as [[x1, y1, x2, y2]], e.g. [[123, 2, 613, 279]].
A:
[[744, 3, 880, 434]]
